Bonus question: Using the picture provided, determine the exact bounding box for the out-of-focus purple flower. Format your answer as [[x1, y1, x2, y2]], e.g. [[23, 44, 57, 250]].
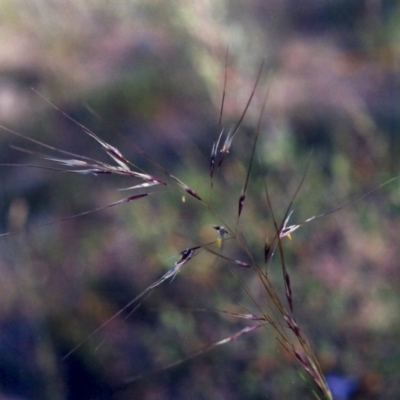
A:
[[326, 372, 358, 400]]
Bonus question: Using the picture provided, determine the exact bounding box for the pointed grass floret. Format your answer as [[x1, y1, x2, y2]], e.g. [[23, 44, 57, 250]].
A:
[[217, 60, 265, 169], [169, 174, 202, 201], [61, 243, 205, 360], [210, 128, 224, 179], [236, 71, 270, 225], [210, 45, 229, 182], [264, 237, 272, 264]]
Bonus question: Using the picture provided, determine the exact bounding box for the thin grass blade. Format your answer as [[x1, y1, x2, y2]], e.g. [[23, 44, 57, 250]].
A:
[[205, 247, 252, 268], [237, 78, 270, 223], [0, 193, 148, 238], [124, 324, 261, 385]]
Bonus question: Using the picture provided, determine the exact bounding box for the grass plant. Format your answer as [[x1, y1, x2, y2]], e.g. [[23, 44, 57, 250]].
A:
[[0, 53, 397, 400]]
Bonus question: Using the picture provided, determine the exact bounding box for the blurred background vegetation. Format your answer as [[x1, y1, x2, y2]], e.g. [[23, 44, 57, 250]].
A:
[[0, 0, 400, 399]]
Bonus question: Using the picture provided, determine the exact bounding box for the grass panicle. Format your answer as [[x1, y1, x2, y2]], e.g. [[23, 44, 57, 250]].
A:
[[4, 53, 397, 400]]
